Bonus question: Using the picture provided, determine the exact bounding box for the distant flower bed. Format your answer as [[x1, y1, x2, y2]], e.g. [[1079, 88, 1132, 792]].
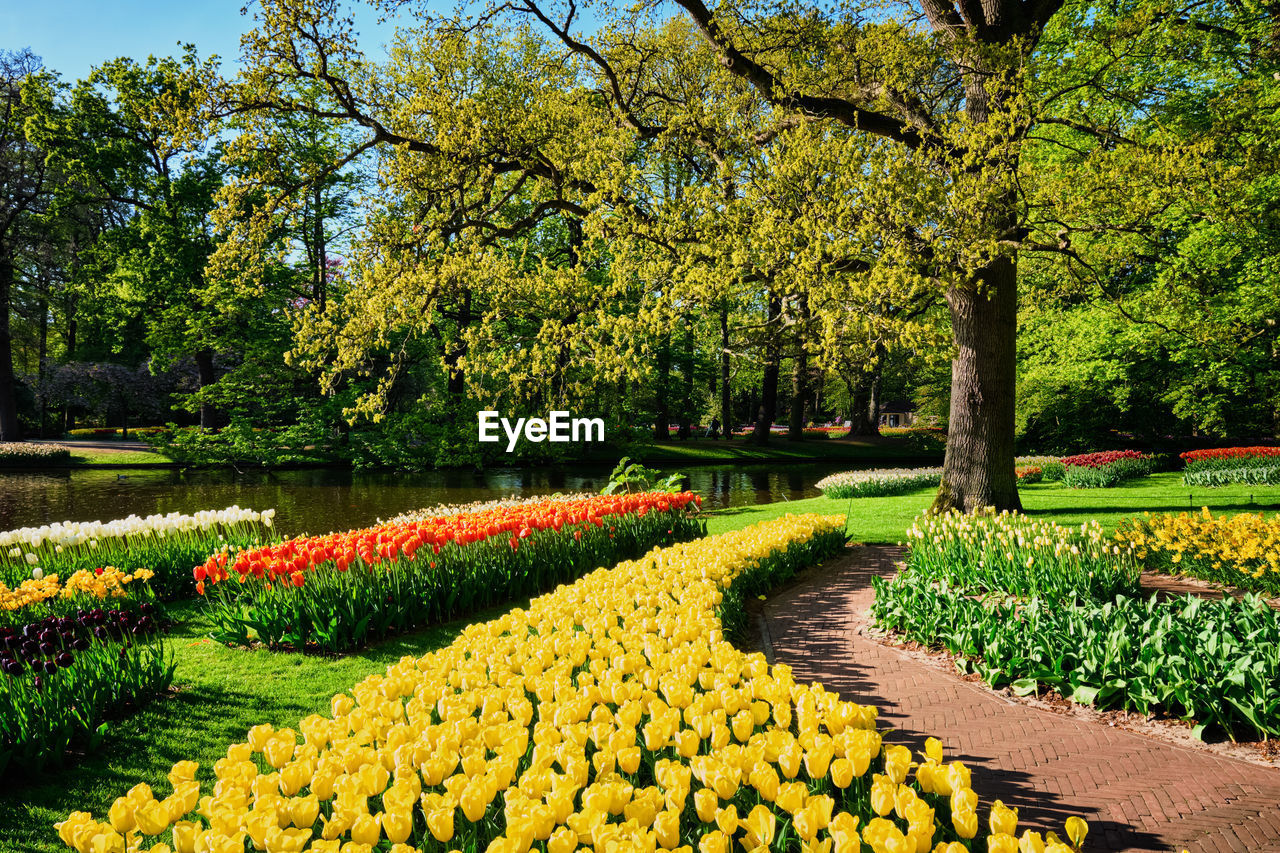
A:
[[1180, 447, 1280, 487], [198, 492, 705, 652], [66, 427, 166, 439], [1015, 456, 1065, 481], [1015, 465, 1043, 483], [816, 467, 943, 498], [0, 507, 275, 600], [0, 442, 71, 467], [1060, 450, 1153, 488]]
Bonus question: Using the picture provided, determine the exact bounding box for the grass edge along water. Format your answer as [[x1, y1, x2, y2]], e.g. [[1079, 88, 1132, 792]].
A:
[[56, 514, 1093, 853]]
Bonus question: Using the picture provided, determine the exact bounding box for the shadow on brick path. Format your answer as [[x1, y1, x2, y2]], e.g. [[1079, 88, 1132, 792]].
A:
[[761, 545, 1280, 853]]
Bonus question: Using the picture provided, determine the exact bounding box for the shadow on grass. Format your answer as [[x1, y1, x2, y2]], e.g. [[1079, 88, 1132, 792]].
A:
[[0, 603, 512, 853]]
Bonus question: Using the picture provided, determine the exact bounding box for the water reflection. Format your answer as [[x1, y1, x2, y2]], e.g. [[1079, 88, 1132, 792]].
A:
[[0, 462, 859, 537]]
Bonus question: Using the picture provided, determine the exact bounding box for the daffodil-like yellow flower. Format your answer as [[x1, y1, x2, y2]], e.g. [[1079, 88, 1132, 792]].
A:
[[1119, 510, 1280, 591]]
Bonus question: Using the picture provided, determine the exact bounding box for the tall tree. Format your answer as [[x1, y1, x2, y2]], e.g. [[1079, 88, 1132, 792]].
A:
[[0, 50, 50, 440]]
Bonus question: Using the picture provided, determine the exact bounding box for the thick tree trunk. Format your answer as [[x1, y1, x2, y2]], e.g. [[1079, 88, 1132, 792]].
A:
[[752, 292, 781, 445], [931, 255, 1021, 513], [195, 349, 220, 430], [719, 305, 731, 439], [0, 256, 21, 441]]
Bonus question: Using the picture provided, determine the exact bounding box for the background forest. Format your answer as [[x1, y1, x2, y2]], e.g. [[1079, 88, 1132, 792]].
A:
[[1, 0, 1276, 472]]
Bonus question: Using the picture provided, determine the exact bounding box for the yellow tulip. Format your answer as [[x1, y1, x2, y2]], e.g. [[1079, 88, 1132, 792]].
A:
[[1018, 831, 1046, 853], [951, 808, 978, 840], [1065, 817, 1089, 848], [426, 806, 455, 843], [107, 798, 135, 834], [349, 812, 381, 845], [990, 800, 1018, 836], [697, 830, 729, 853], [548, 826, 577, 853]]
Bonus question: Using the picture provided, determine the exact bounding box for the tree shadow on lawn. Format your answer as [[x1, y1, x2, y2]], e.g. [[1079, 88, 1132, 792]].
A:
[[0, 608, 508, 853]]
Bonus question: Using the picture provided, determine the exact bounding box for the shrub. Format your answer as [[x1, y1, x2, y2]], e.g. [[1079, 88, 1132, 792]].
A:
[[815, 467, 943, 499], [1117, 509, 1280, 594], [197, 493, 706, 652], [0, 442, 71, 467], [58, 513, 1093, 853], [1060, 450, 1153, 488]]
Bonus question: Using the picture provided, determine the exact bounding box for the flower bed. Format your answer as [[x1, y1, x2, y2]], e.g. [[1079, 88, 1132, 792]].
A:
[[0, 442, 72, 467], [0, 566, 158, 629], [0, 507, 275, 600], [1180, 447, 1280, 487], [56, 513, 1092, 853], [905, 511, 1141, 602], [815, 467, 943, 499], [1118, 509, 1280, 594], [1059, 450, 1153, 488], [1014, 466, 1043, 484], [878, 509, 1278, 739], [872, 577, 1280, 739], [1015, 456, 1064, 481], [1, 603, 172, 777], [197, 492, 705, 652]]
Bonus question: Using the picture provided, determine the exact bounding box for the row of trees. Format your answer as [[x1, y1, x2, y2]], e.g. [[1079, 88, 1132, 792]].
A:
[[2, 0, 1277, 508]]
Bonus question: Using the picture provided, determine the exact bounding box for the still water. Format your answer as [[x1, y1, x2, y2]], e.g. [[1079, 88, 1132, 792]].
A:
[[0, 464, 851, 537]]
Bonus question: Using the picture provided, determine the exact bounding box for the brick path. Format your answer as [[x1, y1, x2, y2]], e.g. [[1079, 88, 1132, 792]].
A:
[[761, 546, 1280, 853]]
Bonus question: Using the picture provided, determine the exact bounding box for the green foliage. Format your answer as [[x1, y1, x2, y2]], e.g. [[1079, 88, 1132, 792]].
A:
[[1183, 465, 1280, 488], [600, 457, 687, 495], [872, 579, 1280, 739]]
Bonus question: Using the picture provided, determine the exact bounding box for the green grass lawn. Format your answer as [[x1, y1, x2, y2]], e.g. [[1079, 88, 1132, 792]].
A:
[[69, 448, 172, 466], [707, 471, 1280, 541], [0, 600, 518, 853]]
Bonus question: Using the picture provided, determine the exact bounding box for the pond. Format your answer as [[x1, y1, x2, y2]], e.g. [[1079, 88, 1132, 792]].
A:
[[0, 463, 856, 537]]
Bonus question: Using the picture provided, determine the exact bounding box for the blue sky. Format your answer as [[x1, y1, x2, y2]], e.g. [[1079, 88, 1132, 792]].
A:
[[1, 0, 415, 82]]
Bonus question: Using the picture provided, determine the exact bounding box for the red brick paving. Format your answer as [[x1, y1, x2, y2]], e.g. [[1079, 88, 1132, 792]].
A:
[[761, 546, 1280, 853]]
